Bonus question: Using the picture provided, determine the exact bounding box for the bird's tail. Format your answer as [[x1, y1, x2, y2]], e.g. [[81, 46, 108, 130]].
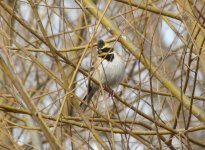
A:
[[80, 88, 96, 111]]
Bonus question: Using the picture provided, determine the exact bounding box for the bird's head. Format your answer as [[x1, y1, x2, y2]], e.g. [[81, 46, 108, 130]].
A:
[[97, 40, 113, 57]]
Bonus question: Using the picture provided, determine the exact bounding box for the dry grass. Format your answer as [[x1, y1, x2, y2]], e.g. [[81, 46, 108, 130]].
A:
[[0, 0, 205, 149]]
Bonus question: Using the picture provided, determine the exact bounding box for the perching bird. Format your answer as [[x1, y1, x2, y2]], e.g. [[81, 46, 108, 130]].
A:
[[80, 40, 125, 111]]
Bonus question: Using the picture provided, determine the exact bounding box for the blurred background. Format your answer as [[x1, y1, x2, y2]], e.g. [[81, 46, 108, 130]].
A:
[[0, 0, 205, 149]]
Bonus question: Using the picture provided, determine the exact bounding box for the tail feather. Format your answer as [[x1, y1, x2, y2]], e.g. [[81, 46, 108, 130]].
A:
[[80, 88, 96, 111]]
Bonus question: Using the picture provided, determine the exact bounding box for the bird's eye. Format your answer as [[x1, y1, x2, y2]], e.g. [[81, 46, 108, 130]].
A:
[[103, 48, 110, 52]]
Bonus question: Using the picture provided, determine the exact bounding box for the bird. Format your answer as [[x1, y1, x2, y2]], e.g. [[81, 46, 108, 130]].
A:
[[80, 39, 125, 111]]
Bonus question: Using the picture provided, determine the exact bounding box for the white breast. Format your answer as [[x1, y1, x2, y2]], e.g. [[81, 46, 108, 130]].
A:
[[93, 52, 125, 88]]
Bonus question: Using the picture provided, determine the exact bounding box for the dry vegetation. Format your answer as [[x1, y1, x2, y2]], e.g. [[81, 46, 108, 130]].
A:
[[1, 0, 205, 149]]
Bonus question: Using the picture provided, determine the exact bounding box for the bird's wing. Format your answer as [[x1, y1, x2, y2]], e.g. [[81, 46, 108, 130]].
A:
[[80, 62, 97, 111], [80, 83, 97, 111], [80, 58, 102, 111]]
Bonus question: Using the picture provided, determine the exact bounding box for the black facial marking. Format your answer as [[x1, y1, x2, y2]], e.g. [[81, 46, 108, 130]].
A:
[[98, 48, 113, 54], [99, 53, 114, 62]]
